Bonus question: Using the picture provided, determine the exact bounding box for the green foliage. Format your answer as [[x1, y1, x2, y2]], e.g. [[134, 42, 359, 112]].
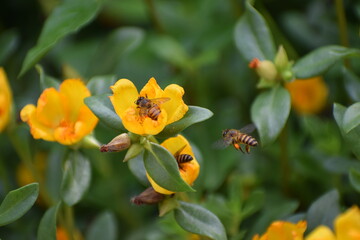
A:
[[86, 211, 118, 240], [37, 203, 60, 240], [61, 151, 91, 206], [0, 183, 39, 226], [174, 201, 227, 240], [293, 45, 360, 79], [251, 85, 291, 145], [19, 0, 102, 76], [144, 143, 194, 193]]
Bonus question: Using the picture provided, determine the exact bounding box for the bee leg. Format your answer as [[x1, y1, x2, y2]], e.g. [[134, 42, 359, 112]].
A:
[[178, 163, 185, 171], [245, 145, 250, 153], [234, 143, 244, 153]]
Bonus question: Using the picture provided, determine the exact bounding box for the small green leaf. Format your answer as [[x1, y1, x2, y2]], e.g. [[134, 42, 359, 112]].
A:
[[144, 143, 194, 192], [343, 102, 360, 133], [234, 1, 276, 61], [61, 151, 91, 206], [251, 86, 291, 145], [149, 35, 190, 70], [84, 94, 125, 132], [349, 168, 360, 193], [36, 65, 60, 90], [174, 201, 227, 240], [0, 183, 39, 226], [157, 106, 213, 139], [159, 197, 179, 217], [127, 151, 149, 186], [87, 75, 117, 96], [333, 103, 360, 160], [88, 27, 144, 76], [0, 29, 18, 65], [242, 190, 265, 219], [343, 67, 360, 102], [19, 0, 102, 76], [306, 189, 340, 232], [37, 203, 61, 240], [86, 211, 118, 240], [293, 45, 360, 79]]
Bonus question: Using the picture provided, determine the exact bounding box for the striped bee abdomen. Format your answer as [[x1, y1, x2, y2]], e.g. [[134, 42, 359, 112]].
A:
[[239, 134, 258, 146], [148, 107, 161, 120], [175, 154, 193, 164]]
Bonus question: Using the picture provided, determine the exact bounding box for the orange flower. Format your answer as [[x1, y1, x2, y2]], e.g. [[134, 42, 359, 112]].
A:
[[253, 221, 307, 240], [147, 135, 200, 195], [0, 67, 13, 132], [110, 77, 188, 136], [285, 76, 328, 115], [20, 79, 98, 145]]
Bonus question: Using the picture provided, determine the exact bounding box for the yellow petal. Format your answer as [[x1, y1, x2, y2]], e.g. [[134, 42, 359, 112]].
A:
[[0, 67, 12, 132], [163, 84, 188, 124], [139, 77, 164, 99], [59, 79, 91, 122], [110, 79, 139, 120], [264, 221, 306, 240], [335, 206, 360, 240], [20, 104, 55, 141], [36, 88, 65, 128], [148, 135, 200, 195], [306, 226, 335, 240]]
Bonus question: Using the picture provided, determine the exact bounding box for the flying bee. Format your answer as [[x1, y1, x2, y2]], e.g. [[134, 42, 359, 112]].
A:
[[218, 124, 258, 153], [174, 145, 193, 170], [135, 96, 170, 121]]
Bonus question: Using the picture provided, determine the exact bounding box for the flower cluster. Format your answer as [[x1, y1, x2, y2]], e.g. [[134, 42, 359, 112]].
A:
[[253, 206, 360, 240]]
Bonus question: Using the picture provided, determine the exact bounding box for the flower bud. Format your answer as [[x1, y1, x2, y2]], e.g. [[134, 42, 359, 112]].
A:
[[249, 58, 278, 83], [100, 133, 131, 152], [274, 45, 289, 70], [131, 187, 165, 205]]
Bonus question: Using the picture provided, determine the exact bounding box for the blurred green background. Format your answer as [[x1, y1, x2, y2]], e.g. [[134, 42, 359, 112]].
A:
[[1, 0, 360, 239]]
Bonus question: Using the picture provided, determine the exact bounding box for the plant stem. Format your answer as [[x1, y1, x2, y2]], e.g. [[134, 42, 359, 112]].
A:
[[64, 204, 75, 240], [144, 0, 164, 33], [279, 123, 290, 195], [335, 0, 349, 48]]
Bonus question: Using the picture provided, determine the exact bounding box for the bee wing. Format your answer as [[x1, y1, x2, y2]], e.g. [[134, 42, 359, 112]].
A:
[[239, 123, 256, 134], [149, 97, 171, 105], [212, 138, 231, 149]]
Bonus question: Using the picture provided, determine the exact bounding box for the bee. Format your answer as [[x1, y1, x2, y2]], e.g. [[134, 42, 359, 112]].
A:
[[174, 145, 193, 170], [219, 124, 258, 153], [135, 96, 170, 121]]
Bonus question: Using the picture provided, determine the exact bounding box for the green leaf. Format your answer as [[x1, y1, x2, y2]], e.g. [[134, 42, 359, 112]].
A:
[[343, 102, 360, 133], [127, 151, 149, 186], [88, 27, 144, 76], [349, 168, 360, 193], [84, 94, 125, 132], [343, 67, 360, 102], [234, 2, 276, 61], [87, 75, 117, 96], [157, 106, 213, 139], [242, 190, 265, 219], [61, 151, 91, 206], [0, 29, 18, 65], [19, 0, 102, 76], [333, 103, 360, 160], [37, 203, 61, 240], [306, 189, 340, 232], [293, 45, 360, 79], [86, 211, 118, 240], [174, 201, 227, 240], [251, 86, 291, 145], [36, 65, 60, 90], [149, 35, 190, 70], [0, 183, 39, 226], [144, 143, 194, 192]]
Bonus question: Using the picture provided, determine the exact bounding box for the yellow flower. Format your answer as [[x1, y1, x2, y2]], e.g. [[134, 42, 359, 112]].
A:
[[253, 221, 307, 240], [110, 77, 188, 136], [20, 79, 98, 145], [285, 76, 328, 115], [306, 206, 360, 240], [0, 67, 13, 132], [147, 135, 200, 195]]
